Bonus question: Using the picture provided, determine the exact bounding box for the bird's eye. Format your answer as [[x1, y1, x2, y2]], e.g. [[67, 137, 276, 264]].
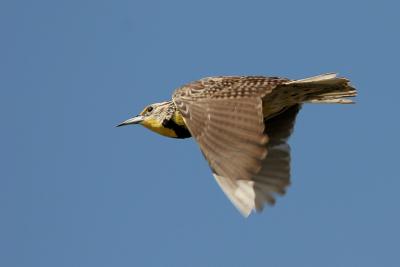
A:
[[146, 106, 154, 113]]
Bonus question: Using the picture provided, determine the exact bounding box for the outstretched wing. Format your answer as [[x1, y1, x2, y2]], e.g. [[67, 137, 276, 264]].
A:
[[173, 76, 294, 216], [174, 93, 268, 181], [213, 105, 300, 216]]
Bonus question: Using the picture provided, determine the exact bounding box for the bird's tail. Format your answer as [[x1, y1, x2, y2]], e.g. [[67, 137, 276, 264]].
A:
[[262, 73, 357, 118], [284, 73, 357, 104]]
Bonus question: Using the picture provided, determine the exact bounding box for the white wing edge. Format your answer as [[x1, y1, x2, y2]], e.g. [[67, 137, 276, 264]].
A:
[[213, 173, 256, 217]]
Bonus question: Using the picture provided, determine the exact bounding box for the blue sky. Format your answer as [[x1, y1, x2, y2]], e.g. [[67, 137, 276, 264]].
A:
[[1, 0, 399, 266]]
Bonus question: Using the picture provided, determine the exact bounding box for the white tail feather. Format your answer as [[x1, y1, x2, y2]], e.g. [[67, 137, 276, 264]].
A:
[[286, 73, 338, 84], [283, 73, 357, 104]]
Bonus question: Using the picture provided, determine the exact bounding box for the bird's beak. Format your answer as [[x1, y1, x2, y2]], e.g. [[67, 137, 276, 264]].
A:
[[116, 115, 144, 127]]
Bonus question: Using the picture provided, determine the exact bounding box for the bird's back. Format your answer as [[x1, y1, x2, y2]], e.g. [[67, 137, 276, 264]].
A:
[[174, 74, 355, 120]]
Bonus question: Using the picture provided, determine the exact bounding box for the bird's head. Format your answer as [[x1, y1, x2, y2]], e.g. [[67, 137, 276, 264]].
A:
[[117, 101, 190, 138]]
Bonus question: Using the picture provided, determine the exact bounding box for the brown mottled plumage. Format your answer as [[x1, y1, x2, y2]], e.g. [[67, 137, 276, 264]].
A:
[[118, 73, 356, 216]]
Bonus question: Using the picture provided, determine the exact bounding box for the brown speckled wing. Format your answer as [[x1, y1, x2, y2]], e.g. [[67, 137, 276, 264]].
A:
[[173, 77, 284, 181], [177, 97, 268, 181], [172, 77, 298, 216]]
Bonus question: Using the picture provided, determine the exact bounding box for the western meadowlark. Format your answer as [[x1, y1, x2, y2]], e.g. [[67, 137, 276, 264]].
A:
[[117, 73, 356, 217]]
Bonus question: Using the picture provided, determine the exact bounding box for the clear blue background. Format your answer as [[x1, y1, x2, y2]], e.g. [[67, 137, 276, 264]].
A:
[[1, 1, 399, 266]]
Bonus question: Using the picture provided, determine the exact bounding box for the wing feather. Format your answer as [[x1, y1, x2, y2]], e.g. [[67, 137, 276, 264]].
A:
[[173, 77, 296, 216]]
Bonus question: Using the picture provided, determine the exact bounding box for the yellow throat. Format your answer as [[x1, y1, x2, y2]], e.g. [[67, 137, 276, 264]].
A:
[[141, 109, 190, 139]]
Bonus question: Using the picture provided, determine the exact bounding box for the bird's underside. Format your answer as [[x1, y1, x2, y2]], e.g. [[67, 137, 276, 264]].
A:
[[172, 73, 356, 216]]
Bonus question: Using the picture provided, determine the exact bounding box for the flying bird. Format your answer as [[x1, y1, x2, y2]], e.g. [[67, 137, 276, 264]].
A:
[[117, 73, 356, 217]]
